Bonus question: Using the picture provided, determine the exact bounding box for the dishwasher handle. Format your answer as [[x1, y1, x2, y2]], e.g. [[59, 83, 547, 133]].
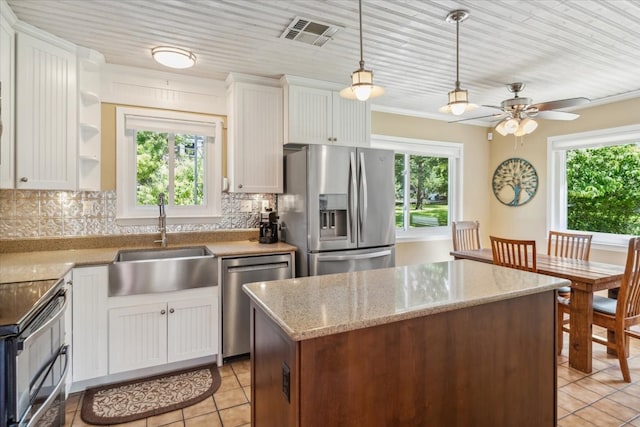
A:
[[225, 262, 290, 274]]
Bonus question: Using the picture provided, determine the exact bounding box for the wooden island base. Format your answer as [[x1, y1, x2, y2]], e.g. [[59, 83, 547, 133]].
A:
[[250, 291, 557, 427]]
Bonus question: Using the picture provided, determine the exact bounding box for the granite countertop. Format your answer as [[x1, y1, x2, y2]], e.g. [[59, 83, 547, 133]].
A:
[[0, 240, 296, 284], [243, 259, 570, 341]]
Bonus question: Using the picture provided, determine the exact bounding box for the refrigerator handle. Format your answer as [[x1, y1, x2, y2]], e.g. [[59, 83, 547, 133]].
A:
[[349, 151, 357, 244], [359, 151, 367, 242]]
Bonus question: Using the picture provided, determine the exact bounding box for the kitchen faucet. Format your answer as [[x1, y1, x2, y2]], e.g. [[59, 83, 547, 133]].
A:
[[155, 192, 167, 247]]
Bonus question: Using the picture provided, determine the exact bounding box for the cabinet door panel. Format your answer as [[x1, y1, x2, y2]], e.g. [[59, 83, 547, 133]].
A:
[[167, 296, 218, 363], [288, 86, 332, 144], [16, 32, 77, 189], [228, 83, 283, 193], [72, 266, 108, 382], [333, 95, 370, 147], [108, 302, 167, 374]]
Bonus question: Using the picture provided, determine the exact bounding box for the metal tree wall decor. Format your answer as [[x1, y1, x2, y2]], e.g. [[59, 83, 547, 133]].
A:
[[492, 158, 538, 206]]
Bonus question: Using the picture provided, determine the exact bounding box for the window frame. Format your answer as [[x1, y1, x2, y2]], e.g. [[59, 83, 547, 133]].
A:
[[371, 134, 463, 241], [115, 107, 223, 225], [547, 124, 640, 250]]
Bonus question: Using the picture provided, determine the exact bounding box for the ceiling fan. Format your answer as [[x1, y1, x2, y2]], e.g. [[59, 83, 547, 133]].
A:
[[452, 82, 591, 137]]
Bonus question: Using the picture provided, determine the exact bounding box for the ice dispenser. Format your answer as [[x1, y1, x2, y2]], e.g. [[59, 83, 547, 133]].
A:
[[319, 194, 348, 240]]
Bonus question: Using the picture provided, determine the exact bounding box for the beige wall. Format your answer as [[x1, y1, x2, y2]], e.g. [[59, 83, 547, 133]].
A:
[[372, 111, 491, 265], [489, 97, 640, 265], [100, 103, 227, 191]]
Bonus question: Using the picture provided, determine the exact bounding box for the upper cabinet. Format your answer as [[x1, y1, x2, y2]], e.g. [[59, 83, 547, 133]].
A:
[[15, 31, 77, 190], [0, 9, 15, 189], [281, 75, 371, 147], [226, 73, 283, 193]]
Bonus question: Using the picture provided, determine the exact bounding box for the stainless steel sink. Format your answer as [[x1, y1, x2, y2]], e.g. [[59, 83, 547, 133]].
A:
[[108, 246, 217, 297]]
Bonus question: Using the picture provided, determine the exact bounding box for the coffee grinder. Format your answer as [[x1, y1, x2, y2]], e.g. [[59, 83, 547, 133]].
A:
[[259, 209, 279, 243]]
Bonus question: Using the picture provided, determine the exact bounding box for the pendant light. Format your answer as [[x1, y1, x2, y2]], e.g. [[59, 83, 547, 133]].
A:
[[439, 10, 477, 115], [339, 0, 384, 101]]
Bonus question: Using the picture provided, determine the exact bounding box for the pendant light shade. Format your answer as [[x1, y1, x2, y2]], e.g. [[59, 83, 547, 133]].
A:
[[152, 46, 196, 69], [340, 0, 383, 101], [439, 10, 477, 115]]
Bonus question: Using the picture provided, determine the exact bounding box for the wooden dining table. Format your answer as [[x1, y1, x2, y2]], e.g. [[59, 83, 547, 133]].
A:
[[450, 248, 625, 374]]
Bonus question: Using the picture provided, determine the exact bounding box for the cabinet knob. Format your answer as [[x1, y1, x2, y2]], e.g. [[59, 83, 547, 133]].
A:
[[238, 184, 243, 189], [20, 177, 28, 182], [169, 308, 175, 314], [327, 137, 332, 142], [161, 309, 166, 315], [333, 137, 337, 142]]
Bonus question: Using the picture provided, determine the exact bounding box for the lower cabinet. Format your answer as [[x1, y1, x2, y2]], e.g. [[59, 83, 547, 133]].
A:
[[108, 288, 218, 374], [71, 266, 108, 383]]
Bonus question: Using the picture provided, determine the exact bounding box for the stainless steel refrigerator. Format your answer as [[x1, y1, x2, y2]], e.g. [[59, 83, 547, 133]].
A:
[[280, 144, 395, 276]]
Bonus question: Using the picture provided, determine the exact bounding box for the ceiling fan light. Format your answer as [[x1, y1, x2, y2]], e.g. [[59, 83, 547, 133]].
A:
[[495, 119, 510, 136], [151, 46, 196, 69], [504, 118, 520, 134], [520, 117, 538, 134]]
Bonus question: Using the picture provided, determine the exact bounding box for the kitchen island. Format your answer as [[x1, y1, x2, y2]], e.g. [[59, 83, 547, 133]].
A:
[[243, 260, 569, 427]]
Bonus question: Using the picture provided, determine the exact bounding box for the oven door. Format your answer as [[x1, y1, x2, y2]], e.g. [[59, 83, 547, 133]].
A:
[[14, 290, 68, 427], [16, 345, 69, 427]]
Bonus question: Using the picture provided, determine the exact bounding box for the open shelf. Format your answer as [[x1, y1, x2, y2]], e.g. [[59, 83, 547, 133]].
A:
[[80, 90, 100, 105], [79, 154, 99, 162], [80, 123, 100, 137]]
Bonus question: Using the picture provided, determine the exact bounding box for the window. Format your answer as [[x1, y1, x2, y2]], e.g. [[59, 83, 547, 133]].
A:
[[548, 124, 640, 247], [116, 107, 222, 224], [372, 135, 462, 240]]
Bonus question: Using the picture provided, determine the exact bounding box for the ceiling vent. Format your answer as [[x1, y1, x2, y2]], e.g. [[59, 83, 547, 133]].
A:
[[280, 16, 341, 47]]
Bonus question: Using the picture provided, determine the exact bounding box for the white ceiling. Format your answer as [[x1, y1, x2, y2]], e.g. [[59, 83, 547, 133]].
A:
[[6, 0, 640, 123]]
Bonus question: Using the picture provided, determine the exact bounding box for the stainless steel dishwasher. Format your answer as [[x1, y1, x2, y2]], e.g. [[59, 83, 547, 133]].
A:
[[222, 253, 292, 359]]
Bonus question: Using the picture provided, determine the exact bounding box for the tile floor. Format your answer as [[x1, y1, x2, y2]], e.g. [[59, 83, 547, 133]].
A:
[[65, 329, 640, 427]]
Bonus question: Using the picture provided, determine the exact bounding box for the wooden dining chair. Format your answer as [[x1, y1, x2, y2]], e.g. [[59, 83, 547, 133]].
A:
[[452, 221, 481, 251], [489, 236, 537, 272], [547, 230, 593, 261], [558, 237, 640, 382], [551, 231, 594, 353]]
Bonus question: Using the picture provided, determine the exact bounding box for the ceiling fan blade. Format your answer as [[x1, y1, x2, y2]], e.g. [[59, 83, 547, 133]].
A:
[[534, 110, 580, 121], [448, 113, 506, 124], [481, 104, 504, 111], [533, 97, 590, 111]]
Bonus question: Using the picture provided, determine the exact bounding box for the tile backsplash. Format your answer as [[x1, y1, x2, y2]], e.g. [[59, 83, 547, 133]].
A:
[[0, 190, 275, 239]]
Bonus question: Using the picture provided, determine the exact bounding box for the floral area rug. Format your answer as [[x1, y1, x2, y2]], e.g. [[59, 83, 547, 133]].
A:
[[80, 364, 221, 425]]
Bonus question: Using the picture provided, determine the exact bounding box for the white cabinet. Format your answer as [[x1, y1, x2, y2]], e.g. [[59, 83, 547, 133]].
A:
[[16, 31, 77, 189], [0, 11, 15, 188], [281, 76, 371, 147], [71, 266, 108, 383], [226, 74, 283, 193], [77, 49, 103, 190], [108, 287, 218, 374]]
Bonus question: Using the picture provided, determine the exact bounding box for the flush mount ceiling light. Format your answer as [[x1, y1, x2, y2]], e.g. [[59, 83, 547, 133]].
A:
[[151, 46, 196, 69], [439, 10, 477, 116], [339, 0, 384, 102]]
